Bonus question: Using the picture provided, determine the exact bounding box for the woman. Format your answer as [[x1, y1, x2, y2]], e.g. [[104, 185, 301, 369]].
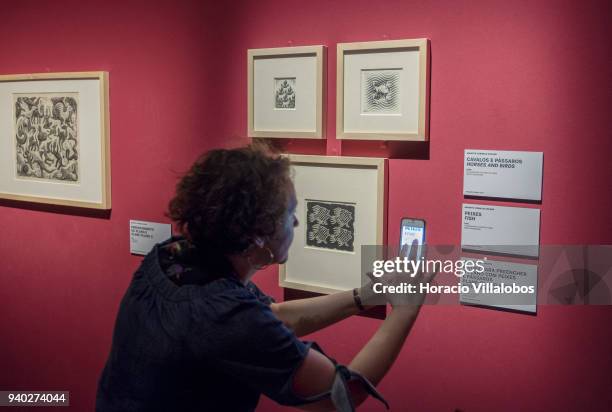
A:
[[96, 143, 433, 411]]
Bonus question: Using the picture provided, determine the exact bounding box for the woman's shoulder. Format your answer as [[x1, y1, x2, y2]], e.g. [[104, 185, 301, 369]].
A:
[[156, 237, 274, 303], [193, 277, 272, 311], [135, 237, 273, 318]]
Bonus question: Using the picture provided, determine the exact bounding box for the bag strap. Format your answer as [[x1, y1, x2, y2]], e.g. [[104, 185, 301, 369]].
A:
[[300, 349, 389, 412], [330, 364, 389, 412]]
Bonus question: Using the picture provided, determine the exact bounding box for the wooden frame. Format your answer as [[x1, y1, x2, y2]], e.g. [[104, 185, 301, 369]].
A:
[[248, 45, 325, 139], [0, 71, 111, 209], [336, 38, 429, 141], [280, 155, 387, 294]]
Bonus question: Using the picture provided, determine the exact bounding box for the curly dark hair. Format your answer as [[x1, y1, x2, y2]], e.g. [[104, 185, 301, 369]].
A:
[[168, 142, 292, 258]]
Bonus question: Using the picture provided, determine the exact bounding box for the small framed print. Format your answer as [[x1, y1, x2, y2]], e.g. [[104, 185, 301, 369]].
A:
[[280, 155, 387, 294], [248, 45, 325, 139], [0, 72, 111, 209], [337, 39, 429, 141]]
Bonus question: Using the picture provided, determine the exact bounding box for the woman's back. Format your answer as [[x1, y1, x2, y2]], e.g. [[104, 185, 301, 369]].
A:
[[96, 239, 310, 412]]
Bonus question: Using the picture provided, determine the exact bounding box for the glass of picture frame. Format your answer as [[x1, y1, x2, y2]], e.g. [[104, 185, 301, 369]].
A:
[[248, 45, 325, 139], [0, 72, 111, 209], [280, 155, 387, 294], [337, 38, 429, 141]]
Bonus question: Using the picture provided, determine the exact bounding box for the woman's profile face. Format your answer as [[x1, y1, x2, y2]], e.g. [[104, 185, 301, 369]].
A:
[[269, 182, 298, 264]]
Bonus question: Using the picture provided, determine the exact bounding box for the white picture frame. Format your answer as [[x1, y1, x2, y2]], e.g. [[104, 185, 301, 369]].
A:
[[0, 72, 111, 209], [337, 39, 429, 141], [248, 45, 325, 139], [280, 155, 387, 294]]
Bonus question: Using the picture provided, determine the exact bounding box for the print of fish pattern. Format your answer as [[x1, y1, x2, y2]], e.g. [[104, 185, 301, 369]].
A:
[[308, 223, 330, 244], [305, 201, 355, 252], [330, 207, 352, 228], [330, 227, 352, 247], [308, 204, 332, 225]]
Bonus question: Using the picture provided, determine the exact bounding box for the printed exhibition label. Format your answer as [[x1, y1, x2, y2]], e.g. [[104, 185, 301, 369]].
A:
[[460, 257, 538, 313], [461, 204, 540, 258], [129, 220, 172, 255], [463, 149, 543, 201]]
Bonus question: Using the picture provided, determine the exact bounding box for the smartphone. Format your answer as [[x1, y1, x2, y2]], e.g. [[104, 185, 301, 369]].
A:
[[399, 218, 426, 260]]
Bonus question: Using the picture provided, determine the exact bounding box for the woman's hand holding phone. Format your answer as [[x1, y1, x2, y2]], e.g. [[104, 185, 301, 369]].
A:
[[361, 239, 436, 310]]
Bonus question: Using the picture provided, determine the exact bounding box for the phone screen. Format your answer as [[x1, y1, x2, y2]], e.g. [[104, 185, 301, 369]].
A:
[[400, 219, 426, 260]]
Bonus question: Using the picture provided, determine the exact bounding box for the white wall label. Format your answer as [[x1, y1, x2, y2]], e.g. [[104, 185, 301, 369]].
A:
[[464, 149, 543, 201], [460, 257, 538, 314], [461, 204, 540, 258], [129, 220, 172, 255]]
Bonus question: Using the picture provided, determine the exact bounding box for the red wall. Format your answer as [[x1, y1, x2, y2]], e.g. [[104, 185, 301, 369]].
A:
[[1, 0, 611, 411]]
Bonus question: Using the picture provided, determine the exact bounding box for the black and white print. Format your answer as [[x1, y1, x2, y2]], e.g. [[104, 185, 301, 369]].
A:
[[14, 94, 79, 182], [306, 200, 355, 252], [362, 69, 400, 113], [274, 77, 296, 109]]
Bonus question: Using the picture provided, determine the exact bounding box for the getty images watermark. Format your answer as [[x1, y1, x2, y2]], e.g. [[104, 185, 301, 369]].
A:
[[359, 245, 612, 309]]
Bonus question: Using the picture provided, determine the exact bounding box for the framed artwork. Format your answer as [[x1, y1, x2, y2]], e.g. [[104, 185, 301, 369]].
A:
[[248, 45, 325, 139], [0, 72, 111, 209], [280, 155, 387, 294], [336, 38, 429, 141]]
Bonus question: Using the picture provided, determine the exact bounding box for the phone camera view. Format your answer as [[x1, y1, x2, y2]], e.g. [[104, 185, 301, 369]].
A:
[[401, 223, 425, 260]]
